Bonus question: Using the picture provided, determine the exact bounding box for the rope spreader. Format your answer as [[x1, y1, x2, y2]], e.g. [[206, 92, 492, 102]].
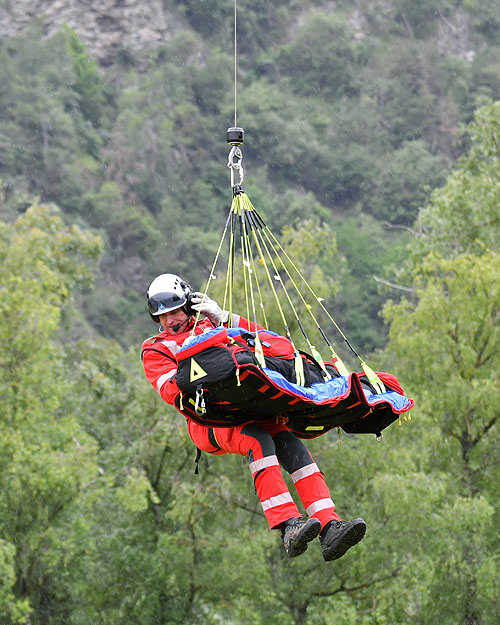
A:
[[227, 126, 245, 191]]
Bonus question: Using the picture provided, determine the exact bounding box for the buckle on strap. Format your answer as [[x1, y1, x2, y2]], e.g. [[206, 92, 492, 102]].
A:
[[194, 385, 206, 414]]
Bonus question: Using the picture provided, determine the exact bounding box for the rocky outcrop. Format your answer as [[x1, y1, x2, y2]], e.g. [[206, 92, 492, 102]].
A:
[[0, 0, 181, 64]]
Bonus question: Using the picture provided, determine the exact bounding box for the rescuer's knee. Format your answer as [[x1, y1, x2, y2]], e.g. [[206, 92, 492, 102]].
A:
[[273, 430, 312, 473]]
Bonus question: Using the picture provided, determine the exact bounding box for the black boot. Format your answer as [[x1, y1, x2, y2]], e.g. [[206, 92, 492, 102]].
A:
[[320, 518, 366, 562], [281, 517, 322, 558]]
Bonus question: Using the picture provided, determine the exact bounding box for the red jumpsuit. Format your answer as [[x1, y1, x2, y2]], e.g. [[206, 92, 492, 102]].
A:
[[141, 314, 341, 530]]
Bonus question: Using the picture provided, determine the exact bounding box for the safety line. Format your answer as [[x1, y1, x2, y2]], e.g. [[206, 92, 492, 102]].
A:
[[254, 207, 356, 352], [239, 197, 306, 384], [191, 207, 233, 335], [248, 212, 306, 338], [241, 196, 290, 341], [215, 189, 385, 391], [241, 194, 344, 376], [249, 215, 332, 380], [240, 205, 266, 365], [242, 211, 269, 329], [257, 224, 347, 374], [220, 5, 384, 390], [222, 210, 236, 325], [235, 196, 253, 328], [249, 204, 385, 390]]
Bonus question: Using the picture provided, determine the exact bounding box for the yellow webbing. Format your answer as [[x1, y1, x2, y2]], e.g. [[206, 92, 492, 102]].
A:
[[218, 191, 384, 392]]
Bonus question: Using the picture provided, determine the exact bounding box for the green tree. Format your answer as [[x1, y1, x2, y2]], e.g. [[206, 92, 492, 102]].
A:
[[0, 203, 101, 622], [176, 0, 300, 55], [0, 24, 107, 212], [394, 0, 450, 37], [367, 139, 447, 224], [63, 25, 108, 127], [465, 0, 500, 43], [379, 100, 500, 624], [417, 100, 500, 256], [331, 215, 411, 357], [384, 250, 500, 624], [277, 13, 366, 99]]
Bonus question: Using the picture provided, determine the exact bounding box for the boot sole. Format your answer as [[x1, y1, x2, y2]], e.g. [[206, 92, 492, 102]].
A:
[[286, 518, 322, 558], [322, 518, 366, 562]]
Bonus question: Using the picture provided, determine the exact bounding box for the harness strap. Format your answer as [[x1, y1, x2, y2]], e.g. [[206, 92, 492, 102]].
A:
[[194, 447, 202, 474], [193, 427, 222, 476], [208, 428, 222, 452]]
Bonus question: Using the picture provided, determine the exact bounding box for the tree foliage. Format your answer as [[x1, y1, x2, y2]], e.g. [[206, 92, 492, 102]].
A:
[[417, 100, 500, 255], [0, 204, 101, 622], [277, 13, 366, 99], [381, 101, 500, 625]]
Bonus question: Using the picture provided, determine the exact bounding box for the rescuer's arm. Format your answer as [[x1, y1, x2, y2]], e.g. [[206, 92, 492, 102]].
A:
[[190, 292, 267, 333]]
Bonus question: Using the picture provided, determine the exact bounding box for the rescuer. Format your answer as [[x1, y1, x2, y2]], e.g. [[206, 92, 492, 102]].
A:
[[141, 273, 366, 560]]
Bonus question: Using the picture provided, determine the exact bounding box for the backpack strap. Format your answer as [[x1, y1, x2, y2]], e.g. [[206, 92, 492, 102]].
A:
[[141, 347, 177, 365]]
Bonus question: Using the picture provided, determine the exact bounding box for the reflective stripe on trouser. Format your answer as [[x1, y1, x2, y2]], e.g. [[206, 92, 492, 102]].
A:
[[249, 454, 300, 528], [187, 420, 300, 529], [290, 462, 341, 528], [273, 430, 341, 528]]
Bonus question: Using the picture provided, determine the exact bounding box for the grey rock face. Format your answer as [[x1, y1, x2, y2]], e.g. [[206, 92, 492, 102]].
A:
[[0, 0, 177, 64]]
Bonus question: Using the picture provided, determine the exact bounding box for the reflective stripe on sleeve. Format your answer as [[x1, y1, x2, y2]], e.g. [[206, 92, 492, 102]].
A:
[[306, 498, 335, 516], [290, 462, 320, 483], [261, 492, 294, 512], [156, 370, 176, 393], [248, 455, 279, 474]]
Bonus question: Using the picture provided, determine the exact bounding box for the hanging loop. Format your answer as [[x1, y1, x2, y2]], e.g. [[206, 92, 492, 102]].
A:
[[227, 144, 244, 188]]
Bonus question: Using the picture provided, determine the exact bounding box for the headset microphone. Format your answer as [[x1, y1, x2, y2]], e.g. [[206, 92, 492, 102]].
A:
[[172, 317, 191, 333]]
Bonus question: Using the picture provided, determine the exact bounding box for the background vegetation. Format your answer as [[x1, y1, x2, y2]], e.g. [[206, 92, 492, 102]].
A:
[[0, 1, 499, 623]]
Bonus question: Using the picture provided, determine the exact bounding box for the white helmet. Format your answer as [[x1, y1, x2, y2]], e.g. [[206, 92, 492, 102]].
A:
[[147, 273, 192, 322]]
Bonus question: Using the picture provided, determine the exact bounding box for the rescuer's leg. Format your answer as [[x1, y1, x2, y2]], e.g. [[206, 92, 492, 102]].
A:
[[273, 429, 366, 560], [188, 421, 322, 556], [223, 422, 300, 528], [188, 421, 297, 525], [273, 429, 341, 527]]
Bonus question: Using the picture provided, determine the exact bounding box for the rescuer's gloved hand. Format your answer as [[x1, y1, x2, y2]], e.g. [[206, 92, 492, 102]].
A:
[[190, 292, 223, 326]]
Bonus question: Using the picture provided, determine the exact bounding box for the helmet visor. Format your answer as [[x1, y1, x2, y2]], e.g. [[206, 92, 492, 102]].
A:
[[147, 291, 187, 316]]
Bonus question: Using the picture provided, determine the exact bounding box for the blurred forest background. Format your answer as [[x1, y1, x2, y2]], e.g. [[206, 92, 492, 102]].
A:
[[0, 1, 499, 624]]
